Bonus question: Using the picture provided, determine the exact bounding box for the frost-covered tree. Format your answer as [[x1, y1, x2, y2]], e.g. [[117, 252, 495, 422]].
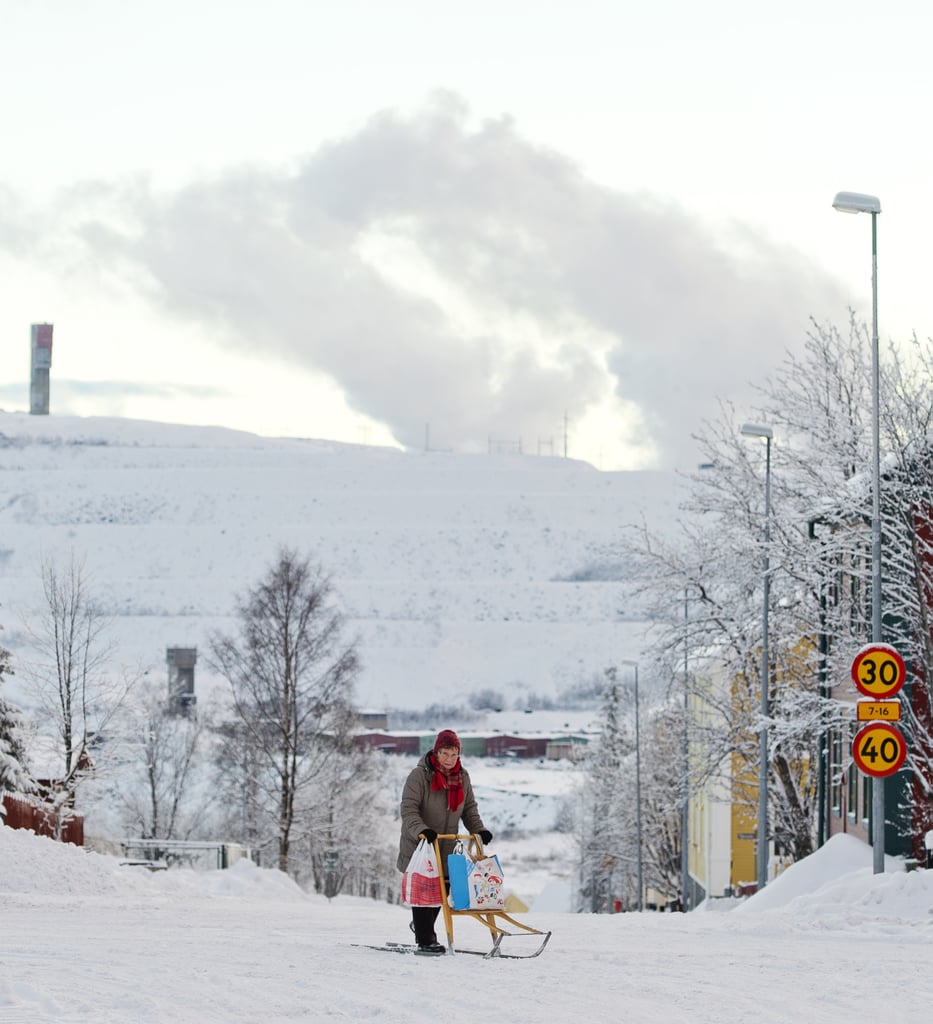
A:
[[209, 714, 394, 895], [297, 747, 397, 898], [872, 332, 933, 827], [620, 432, 815, 868], [577, 664, 695, 911], [211, 718, 266, 853], [0, 643, 32, 796], [109, 690, 209, 840], [208, 548, 360, 875], [640, 700, 686, 904], [757, 318, 933, 851], [22, 553, 136, 830], [622, 314, 933, 871], [578, 667, 639, 912]]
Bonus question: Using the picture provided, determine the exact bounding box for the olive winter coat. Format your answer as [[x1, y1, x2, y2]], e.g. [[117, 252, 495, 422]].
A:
[[397, 752, 486, 871]]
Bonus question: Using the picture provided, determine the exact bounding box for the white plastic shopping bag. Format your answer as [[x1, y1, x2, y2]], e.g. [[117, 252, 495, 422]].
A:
[[400, 838, 443, 907]]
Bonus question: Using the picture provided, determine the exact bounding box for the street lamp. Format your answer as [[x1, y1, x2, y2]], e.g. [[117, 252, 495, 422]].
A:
[[832, 189, 884, 873], [681, 588, 690, 912], [621, 659, 644, 911], [741, 422, 773, 891]]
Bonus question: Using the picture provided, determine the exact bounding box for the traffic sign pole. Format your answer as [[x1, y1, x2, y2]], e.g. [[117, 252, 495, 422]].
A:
[[850, 643, 907, 872]]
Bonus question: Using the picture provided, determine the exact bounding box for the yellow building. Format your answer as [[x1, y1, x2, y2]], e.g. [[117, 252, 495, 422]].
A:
[[686, 641, 813, 903]]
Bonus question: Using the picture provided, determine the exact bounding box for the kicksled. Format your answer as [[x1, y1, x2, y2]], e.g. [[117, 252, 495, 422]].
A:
[[396, 832, 551, 959]]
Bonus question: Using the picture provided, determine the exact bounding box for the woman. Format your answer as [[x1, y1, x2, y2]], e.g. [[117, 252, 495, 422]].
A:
[[397, 729, 493, 954]]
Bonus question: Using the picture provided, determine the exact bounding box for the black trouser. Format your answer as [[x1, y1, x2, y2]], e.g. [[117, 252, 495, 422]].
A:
[[411, 904, 442, 945]]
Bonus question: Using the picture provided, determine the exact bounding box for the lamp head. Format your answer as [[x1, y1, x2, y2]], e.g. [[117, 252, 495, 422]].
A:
[[832, 191, 881, 215], [740, 423, 773, 439]]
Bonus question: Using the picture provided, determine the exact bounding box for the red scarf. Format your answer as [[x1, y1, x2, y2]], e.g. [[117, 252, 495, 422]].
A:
[[429, 752, 464, 811]]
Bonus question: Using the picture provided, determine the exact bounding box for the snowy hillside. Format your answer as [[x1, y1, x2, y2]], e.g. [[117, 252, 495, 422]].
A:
[[0, 412, 686, 713]]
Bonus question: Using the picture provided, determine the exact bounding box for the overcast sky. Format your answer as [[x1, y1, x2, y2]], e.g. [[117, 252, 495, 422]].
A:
[[1, 0, 930, 470]]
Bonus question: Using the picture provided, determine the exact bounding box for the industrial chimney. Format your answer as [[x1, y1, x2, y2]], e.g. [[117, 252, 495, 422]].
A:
[[30, 323, 53, 415]]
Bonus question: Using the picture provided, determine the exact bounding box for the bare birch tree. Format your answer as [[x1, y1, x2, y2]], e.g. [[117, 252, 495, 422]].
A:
[[208, 548, 360, 875], [24, 553, 135, 829]]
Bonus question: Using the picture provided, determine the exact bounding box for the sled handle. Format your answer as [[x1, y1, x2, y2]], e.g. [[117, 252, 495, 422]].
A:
[[424, 832, 487, 858]]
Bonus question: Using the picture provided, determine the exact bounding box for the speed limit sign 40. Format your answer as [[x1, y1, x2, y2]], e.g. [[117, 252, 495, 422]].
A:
[[851, 643, 906, 699], [852, 722, 907, 778]]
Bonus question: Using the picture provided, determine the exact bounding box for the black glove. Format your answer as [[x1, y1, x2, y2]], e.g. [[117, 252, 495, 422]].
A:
[[478, 829, 493, 845], [420, 829, 438, 844]]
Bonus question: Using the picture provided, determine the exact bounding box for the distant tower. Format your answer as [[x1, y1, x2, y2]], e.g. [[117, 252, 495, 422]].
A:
[[166, 647, 198, 716], [30, 323, 53, 415]]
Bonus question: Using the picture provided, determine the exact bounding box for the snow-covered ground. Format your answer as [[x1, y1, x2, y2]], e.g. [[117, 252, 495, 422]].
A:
[[3, 824, 932, 1023]]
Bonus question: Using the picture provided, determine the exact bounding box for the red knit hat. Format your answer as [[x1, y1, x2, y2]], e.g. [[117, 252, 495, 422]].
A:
[[434, 729, 461, 752]]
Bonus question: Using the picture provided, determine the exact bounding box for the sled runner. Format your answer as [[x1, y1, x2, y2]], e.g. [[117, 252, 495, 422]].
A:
[[430, 832, 551, 958], [355, 939, 550, 960]]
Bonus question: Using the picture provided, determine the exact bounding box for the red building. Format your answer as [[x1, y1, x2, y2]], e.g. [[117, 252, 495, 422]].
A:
[[484, 734, 550, 758], [819, 484, 933, 864], [354, 732, 421, 755]]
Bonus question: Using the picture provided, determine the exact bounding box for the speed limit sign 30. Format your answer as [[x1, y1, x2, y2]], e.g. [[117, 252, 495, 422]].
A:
[[851, 643, 906, 699], [852, 722, 907, 778]]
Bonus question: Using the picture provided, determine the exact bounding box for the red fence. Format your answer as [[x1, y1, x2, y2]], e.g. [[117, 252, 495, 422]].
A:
[[1, 793, 84, 846]]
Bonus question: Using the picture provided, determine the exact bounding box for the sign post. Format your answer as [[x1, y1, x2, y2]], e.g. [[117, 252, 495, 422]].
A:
[[850, 644, 907, 860], [324, 849, 339, 900]]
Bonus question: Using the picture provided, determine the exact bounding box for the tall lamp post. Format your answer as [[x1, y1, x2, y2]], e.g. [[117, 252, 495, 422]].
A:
[[741, 423, 773, 891], [681, 589, 690, 912], [832, 190, 884, 874], [621, 659, 644, 910]]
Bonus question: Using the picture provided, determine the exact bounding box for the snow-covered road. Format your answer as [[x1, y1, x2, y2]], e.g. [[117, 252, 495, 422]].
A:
[[3, 826, 932, 1023]]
